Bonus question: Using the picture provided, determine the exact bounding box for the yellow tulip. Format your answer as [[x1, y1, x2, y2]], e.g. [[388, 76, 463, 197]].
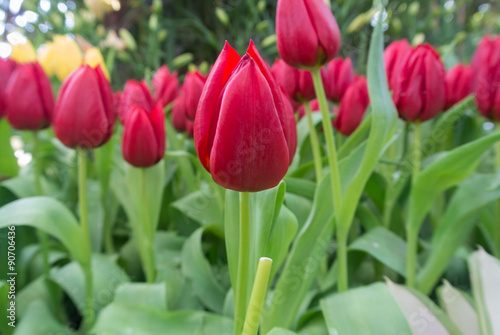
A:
[[38, 43, 56, 77], [10, 40, 36, 63], [51, 35, 83, 81], [83, 47, 110, 81]]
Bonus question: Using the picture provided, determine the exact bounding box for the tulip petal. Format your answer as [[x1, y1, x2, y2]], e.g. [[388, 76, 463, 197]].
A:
[[32, 62, 54, 122], [172, 95, 187, 132], [194, 41, 241, 171], [420, 50, 445, 121], [122, 106, 159, 167], [210, 59, 289, 191], [151, 103, 166, 160]]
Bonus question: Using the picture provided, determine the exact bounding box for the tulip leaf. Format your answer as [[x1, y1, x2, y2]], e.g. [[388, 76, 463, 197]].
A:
[[0, 196, 88, 265], [92, 304, 233, 335], [337, 5, 398, 233], [469, 249, 500, 335], [0, 119, 18, 178], [338, 113, 372, 160], [437, 281, 480, 335], [320, 283, 412, 334], [266, 328, 298, 335], [114, 282, 167, 310], [417, 172, 500, 294], [51, 255, 129, 316], [14, 300, 76, 335], [349, 226, 407, 276], [1, 175, 56, 198], [16, 276, 62, 320], [407, 131, 500, 235], [181, 227, 227, 313]]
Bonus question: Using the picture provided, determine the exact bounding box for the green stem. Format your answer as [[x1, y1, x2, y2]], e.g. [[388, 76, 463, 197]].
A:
[[141, 168, 156, 283], [406, 121, 421, 287], [311, 68, 344, 290], [304, 101, 323, 181], [336, 226, 349, 292], [242, 257, 273, 335], [494, 125, 500, 257], [33, 131, 50, 278], [235, 192, 251, 335], [78, 149, 94, 330]]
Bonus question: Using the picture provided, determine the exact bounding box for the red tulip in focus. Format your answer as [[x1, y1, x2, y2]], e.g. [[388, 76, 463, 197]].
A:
[[194, 41, 291, 192], [322, 57, 355, 102], [153, 65, 179, 108], [392, 44, 446, 122], [333, 76, 369, 136], [5, 62, 54, 130], [122, 104, 165, 167], [445, 64, 473, 109], [297, 99, 320, 119], [118, 80, 154, 123], [471, 35, 500, 120], [271, 59, 315, 102], [279, 87, 298, 163], [384, 39, 411, 90], [276, 0, 341, 68], [53, 65, 115, 149], [0, 59, 16, 119]]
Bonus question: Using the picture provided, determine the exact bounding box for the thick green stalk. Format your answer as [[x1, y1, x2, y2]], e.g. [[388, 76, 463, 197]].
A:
[[234, 192, 251, 335], [310, 68, 343, 290], [33, 131, 50, 277], [78, 149, 94, 330], [406, 121, 421, 287], [242, 257, 273, 335], [141, 168, 156, 283], [304, 101, 323, 181]]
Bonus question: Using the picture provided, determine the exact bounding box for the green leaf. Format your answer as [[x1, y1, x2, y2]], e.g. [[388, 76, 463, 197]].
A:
[[417, 173, 500, 294], [0, 196, 88, 265], [337, 4, 398, 233], [437, 280, 480, 335], [386, 280, 463, 335], [267, 328, 298, 335], [51, 255, 129, 316], [338, 113, 372, 160], [92, 304, 233, 335], [0, 119, 19, 177], [181, 228, 227, 313], [2, 176, 55, 199], [82, 180, 104, 252], [320, 283, 412, 334], [408, 132, 500, 235], [16, 277, 62, 320], [469, 249, 500, 335], [284, 193, 312, 230], [114, 282, 167, 310], [14, 300, 76, 335], [349, 226, 407, 276]]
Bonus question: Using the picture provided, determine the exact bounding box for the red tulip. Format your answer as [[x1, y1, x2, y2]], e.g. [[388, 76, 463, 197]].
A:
[[153, 65, 179, 108], [445, 64, 473, 109], [172, 94, 187, 133], [322, 57, 355, 102], [112, 90, 122, 116], [0, 59, 16, 119], [333, 76, 369, 136], [182, 70, 206, 121], [118, 80, 154, 123], [194, 41, 291, 192], [384, 39, 411, 90], [271, 59, 314, 102], [276, 0, 341, 68], [122, 104, 165, 167], [297, 99, 320, 119], [5, 62, 54, 130], [279, 86, 298, 163], [392, 44, 446, 122], [471, 35, 500, 120], [53, 65, 114, 149]]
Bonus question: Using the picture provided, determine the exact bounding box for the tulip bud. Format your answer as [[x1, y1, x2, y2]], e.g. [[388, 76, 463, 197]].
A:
[[445, 64, 473, 109], [322, 57, 355, 102], [182, 70, 206, 122], [333, 76, 369, 136], [122, 104, 165, 167], [276, 0, 341, 68], [118, 79, 154, 123], [0, 59, 16, 119], [172, 94, 188, 133], [5, 62, 54, 130], [194, 41, 291, 192], [392, 44, 446, 122], [53, 65, 115, 149], [297, 70, 315, 101], [471, 35, 500, 120], [152, 65, 179, 108], [112, 90, 122, 116], [271, 59, 314, 102], [384, 39, 411, 90]]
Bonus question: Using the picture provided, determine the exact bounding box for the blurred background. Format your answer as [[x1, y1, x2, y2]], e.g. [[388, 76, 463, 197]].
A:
[[1, 0, 499, 89]]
